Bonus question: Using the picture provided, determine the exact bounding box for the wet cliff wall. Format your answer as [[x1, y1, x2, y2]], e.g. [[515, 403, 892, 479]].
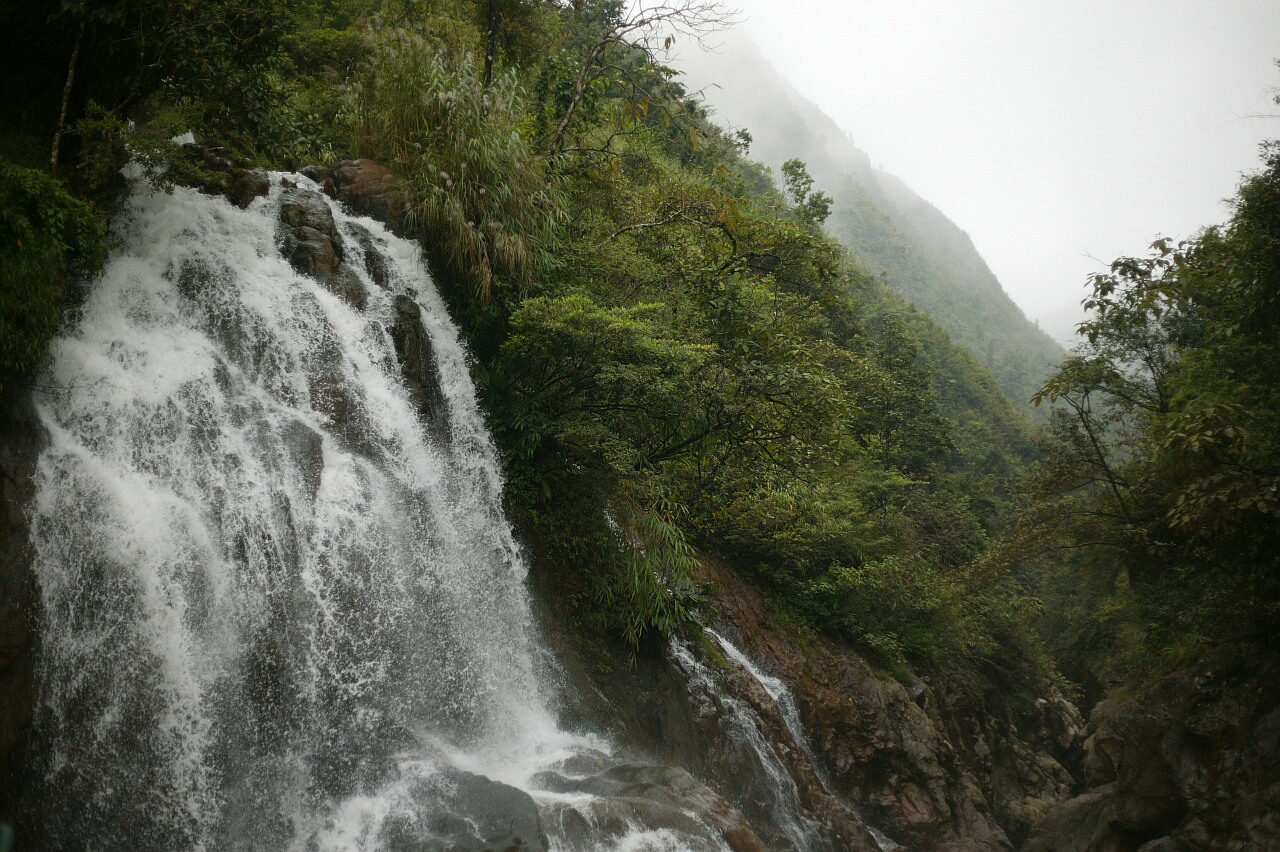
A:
[[0, 389, 43, 822]]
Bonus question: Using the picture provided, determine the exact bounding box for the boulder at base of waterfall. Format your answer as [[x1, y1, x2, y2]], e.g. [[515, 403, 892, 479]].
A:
[[532, 759, 766, 852], [380, 768, 547, 852]]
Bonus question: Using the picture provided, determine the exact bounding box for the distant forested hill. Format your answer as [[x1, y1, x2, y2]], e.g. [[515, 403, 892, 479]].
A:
[[677, 32, 1065, 414]]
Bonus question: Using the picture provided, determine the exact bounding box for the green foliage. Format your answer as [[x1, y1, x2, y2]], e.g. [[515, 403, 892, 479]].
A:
[[491, 294, 711, 486], [780, 158, 832, 227], [472, 26, 1036, 667], [599, 495, 705, 653], [1013, 141, 1280, 686], [804, 557, 974, 660], [351, 30, 563, 300], [283, 26, 369, 77], [765, 112, 1068, 417], [54, 0, 301, 159], [0, 159, 104, 386], [0, 0, 1049, 677], [71, 102, 266, 195]]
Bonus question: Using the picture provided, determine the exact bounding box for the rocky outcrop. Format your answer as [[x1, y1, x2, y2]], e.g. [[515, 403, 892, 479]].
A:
[[534, 756, 767, 851], [380, 767, 549, 851], [0, 390, 45, 822], [696, 559, 1079, 851], [389, 294, 450, 435], [277, 184, 367, 310], [327, 159, 411, 237], [346, 222, 393, 291], [1024, 645, 1280, 851], [178, 149, 385, 314], [546, 556, 1082, 851], [181, 144, 271, 209]]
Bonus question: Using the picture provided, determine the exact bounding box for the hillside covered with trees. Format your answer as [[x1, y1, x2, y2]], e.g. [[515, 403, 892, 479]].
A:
[[677, 32, 1066, 418], [2, 1, 1278, 847]]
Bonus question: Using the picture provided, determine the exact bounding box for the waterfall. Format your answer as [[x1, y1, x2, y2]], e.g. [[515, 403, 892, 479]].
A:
[[21, 174, 732, 851], [705, 630, 810, 760]]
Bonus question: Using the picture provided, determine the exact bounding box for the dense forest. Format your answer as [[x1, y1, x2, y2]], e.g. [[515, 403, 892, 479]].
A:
[[2, 0, 1278, 813]]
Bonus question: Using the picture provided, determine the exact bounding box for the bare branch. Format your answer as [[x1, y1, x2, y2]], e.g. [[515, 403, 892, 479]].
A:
[[547, 0, 739, 158]]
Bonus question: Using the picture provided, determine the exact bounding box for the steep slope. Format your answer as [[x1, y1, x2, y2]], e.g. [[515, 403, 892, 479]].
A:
[[676, 31, 1064, 413]]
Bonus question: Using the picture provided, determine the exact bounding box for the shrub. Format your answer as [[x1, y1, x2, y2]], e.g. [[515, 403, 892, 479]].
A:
[[0, 159, 103, 388]]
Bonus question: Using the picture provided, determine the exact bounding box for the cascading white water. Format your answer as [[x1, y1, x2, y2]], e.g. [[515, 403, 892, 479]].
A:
[[705, 630, 808, 755], [23, 174, 731, 851]]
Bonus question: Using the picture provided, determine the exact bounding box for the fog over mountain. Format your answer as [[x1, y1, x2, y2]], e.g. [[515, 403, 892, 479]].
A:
[[675, 0, 1280, 348], [675, 29, 1065, 411]]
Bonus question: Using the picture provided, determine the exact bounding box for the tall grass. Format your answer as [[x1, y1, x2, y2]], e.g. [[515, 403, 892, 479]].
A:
[[350, 29, 563, 301]]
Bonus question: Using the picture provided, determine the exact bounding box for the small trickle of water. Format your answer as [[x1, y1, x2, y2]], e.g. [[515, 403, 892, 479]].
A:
[[705, 630, 900, 852], [669, 637, 819, 851]]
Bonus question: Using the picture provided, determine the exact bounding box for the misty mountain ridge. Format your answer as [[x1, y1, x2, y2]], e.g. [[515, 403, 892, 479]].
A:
[[676, 31, 1065, 413]]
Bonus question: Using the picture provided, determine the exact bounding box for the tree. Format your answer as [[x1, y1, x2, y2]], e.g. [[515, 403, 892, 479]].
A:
[[781, 158, 833, 227], [1016, 140, 1280, 668], [544, 0, 736, 158]]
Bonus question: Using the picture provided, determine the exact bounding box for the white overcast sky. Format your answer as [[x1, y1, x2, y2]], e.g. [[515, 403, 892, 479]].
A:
[[676, 0, 1280, 341]]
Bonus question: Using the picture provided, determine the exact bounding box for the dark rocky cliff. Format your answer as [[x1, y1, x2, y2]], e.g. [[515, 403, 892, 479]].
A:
[[0, 388, 44, 823], [1025, 646, 1280, 851], [538, 552, 1085, 851]]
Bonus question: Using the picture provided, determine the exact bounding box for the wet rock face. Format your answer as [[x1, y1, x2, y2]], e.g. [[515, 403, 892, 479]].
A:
[[277, 186, 368, 311], [224, 169, 273, 209], [380, 768, 548, 851], [280, 418, 325, 502], [181, 144, 271, 209], [279, 187, 342, 275], [1025, 647, 1280, 852], [614, 559, 1079, 852], [695, 560, 1081, 852], [557, 618, 887, 849], [346, 222, 393, 291], [0, 390, 46, 821], [534, 758, 766, 852], [307, 159, 410, 238], [389, 294, 450, 435]]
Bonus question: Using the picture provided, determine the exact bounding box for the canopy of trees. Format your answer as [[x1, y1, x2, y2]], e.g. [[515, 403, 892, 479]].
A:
[[1000, 140, 1280, 689]]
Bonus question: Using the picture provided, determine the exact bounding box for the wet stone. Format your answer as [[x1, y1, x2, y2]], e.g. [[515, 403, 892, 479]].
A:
[[278, 187, 369, 310], [330, 266, 368, 311], [346, 222, 392, 290], [389, 294, 450, 436], [331, 159, 410, 237], [279, 188, 342, 279], [224, 169, 271, 209], [280, 418, 324, 502], [381, 768, 548, 852], [532, 762, 766, 852]]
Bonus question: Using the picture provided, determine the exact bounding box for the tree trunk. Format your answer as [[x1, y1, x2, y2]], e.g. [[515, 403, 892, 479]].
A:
[[51, 21, 85, 176]]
